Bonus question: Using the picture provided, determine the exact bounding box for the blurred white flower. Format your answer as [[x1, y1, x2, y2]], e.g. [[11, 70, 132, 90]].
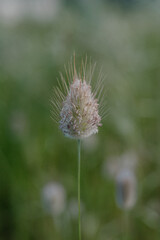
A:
[[116, 169, 137, 210], [102, 150, 138, 210], [29, 0, 62, 22], [0, 0, 62, 24], [0, 0, 25, 24], [103, 150, 137, 179], [42, 182, 66, 216]]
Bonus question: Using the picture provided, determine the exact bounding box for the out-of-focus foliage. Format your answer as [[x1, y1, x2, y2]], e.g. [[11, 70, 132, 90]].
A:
[[0, 0, 160, 239]]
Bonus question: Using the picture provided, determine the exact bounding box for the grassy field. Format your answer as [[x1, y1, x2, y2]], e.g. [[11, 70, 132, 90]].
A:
[[0, 1, 160, 239]]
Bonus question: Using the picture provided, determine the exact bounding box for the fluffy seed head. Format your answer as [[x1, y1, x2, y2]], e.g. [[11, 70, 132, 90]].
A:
[[51, 57, 107, 139], [42, 182, 66, 216], [60, 78, 101, 138]]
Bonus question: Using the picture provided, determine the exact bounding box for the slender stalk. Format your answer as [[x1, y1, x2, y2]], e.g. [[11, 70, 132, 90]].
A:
[[77, 139, 81, 240], [122, 210, 129, 240]]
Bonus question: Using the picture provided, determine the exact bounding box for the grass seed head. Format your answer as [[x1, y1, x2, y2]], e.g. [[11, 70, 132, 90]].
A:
[[51, 56, 106, 139]]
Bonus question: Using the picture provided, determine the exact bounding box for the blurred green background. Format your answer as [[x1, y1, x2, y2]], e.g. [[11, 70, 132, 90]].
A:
[[0, 0, 160, 239]]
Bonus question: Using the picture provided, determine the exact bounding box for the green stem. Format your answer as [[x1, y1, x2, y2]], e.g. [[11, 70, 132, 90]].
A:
[[123, 210, 129, 240], [78, 139, 81, 240]]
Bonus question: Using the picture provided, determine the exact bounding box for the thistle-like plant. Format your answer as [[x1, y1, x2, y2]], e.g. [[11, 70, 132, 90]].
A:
[[51, 56, 106, 240]]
